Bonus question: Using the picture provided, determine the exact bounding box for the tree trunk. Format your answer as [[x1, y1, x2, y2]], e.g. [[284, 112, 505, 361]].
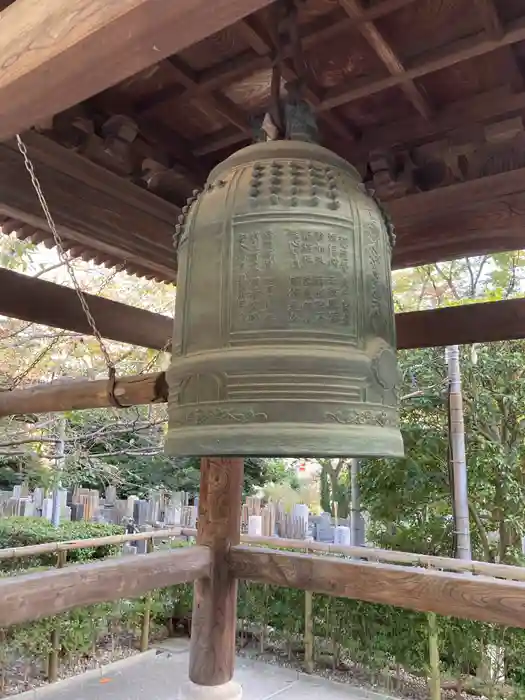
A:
[[350, 459, 366, 547]]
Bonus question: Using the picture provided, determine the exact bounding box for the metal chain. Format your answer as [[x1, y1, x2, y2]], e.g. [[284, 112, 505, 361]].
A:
[[15, 135, 117, 379], [287, 0, 307, 87], [266, 0, 312, 142], [9, 332, 65, 389]]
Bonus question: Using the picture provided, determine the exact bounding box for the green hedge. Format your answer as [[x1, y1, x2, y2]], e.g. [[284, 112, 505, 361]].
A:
[[0, 522, 192, 688], [0, 518, 124, 570]]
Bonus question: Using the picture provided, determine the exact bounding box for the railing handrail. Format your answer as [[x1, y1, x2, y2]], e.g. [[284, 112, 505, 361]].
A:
[[181, 529, 525, 583], [3, 524, 525, 585], [0, 527, 182, 560]]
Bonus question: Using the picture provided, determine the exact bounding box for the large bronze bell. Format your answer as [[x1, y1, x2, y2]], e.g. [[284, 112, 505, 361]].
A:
[[166, 139, 403, 457]]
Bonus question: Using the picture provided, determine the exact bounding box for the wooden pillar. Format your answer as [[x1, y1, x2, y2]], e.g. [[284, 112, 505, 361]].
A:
[[189, 457, 244, 689]]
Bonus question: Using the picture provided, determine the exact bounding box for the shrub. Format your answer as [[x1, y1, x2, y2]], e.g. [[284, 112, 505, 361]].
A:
[[0, 518, 124, 569]]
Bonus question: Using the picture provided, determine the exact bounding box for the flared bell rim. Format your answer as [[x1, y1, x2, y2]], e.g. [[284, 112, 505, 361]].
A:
[[206, 140, 362, 186], [165, 424, 404, 459]]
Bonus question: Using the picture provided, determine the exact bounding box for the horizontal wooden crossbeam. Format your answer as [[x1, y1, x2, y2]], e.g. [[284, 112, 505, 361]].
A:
[[0, 132, 179, 282], [320, 17, 525, 112], [352, 88, 525, 162], [0, 268, 173, 350], [2, 294, 525, 416], [0, 546, 210, 627], [229, 546, 525, 629], [4, 134, 525, 279], [0, 0, 276, 140], [4, 268, 525, 356], [0, 372, 168, 416]]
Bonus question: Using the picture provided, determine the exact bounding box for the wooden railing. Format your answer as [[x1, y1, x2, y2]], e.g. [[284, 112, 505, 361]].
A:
[[0, 527, 183, 561], [3, 527, 525, 631], [2, 520, 525, 688]]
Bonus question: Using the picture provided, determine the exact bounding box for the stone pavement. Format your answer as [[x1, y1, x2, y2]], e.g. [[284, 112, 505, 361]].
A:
[[15, 639, 390, 700]]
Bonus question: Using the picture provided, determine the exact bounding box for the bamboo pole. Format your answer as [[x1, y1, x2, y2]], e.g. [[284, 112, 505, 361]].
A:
[[229, 533, 525, 582], [304, 542, 314, 674], [140, 539, 155, 652], [48, 550, 67, 683], [304, 591, 314, 673], [427, 612, 441, 700], [0, 528, 182, 561], [2, 524, 525, 586], [447, 345, 472, 559], [0, 372, 168, 417]]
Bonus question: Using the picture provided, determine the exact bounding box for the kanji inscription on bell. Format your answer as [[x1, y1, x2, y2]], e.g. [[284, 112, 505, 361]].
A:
[[166, 140, 403, 458]]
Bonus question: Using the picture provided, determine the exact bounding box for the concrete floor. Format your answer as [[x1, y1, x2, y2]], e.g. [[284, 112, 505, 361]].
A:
[[14, 639, 390, 700]]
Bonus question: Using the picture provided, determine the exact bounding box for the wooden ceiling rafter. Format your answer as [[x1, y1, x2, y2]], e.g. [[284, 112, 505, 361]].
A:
[[0, 0, 281, 142], [320, 17, 525, 112], [475, 0, 523, 90], [135, 0, 422, 120], [174, 12, 525, 159], [338, 0, 433, 120], [350, 88, 525, 163], [235, 16, 358, 144], [162, 55, 252, 136], [476, 0, 503, 39]]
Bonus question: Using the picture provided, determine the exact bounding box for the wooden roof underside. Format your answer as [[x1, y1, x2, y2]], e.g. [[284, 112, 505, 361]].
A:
[[2, 0, 525, 281]]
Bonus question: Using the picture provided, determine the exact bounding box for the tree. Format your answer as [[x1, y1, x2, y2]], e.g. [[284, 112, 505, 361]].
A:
[[320, 466, 331, 513], [358, 340, 525, 565], [317, 459, 351, 519]]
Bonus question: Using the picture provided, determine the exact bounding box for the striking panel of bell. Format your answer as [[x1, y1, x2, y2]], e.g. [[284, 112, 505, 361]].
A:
[[166, 140, 403, 457]]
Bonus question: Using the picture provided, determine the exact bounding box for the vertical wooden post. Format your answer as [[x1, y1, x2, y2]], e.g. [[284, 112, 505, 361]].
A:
[[303, 542, 314, 673], [189, 457, 244, 690], [428, 612, 441, 700], [140, 538, 155, 652], [304, 591, 314, 673], [48, 550, 67, 682]]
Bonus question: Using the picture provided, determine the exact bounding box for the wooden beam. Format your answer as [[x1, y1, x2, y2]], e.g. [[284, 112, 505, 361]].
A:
[[194, 86, 525, 159], [237, 533, 525, 582], [388, 170, 525, 270], [229, 546, 525, 629], [0, 131, 178, 281], [389, 166, 525, 221], [0, 268, 173, 350], [3, 297, 525, 417], [142, 1, 419, 116], [0, 546, 210, 627], [396, 298, 525, 350], [339, 0, 432, 119], [163, 56, 251, 136], [189, 458, 244, 686], [320, 18, 525, 112], [230, 17, 356, 144], [0, 372, 169, 417], [475, 0, 504, 39], [0, 528, 182, 561], [351, 89, 525, 161], [0, 0, 277, 140]]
